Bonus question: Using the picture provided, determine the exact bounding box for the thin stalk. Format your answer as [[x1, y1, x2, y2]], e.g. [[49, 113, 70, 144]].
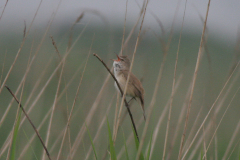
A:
[[41, 60, 65, 160], [120, 0, 128, 56], [57, 35, 93, 160], [0, 0, 9, 21], [162, 0, 188, 159], [85, 93, 116, 160], [5, 86, 51, 160], [222, 119, 240, 159], [181, 60, 240, 160], [0, 50, 7, 87], [178, 0, 211, 159], [0, 0, 43, 95], [203, 86, 240, 159]]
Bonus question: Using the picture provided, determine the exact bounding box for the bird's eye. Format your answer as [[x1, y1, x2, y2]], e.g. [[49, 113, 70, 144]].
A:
[[120, 59, 124, 61]]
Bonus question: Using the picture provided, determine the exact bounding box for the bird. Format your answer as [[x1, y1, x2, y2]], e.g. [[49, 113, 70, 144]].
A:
[[112, 54, 146, 121]]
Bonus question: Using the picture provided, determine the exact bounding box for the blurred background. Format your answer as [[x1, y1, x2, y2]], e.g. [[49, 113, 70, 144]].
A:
[[0, 0, 240, 159]]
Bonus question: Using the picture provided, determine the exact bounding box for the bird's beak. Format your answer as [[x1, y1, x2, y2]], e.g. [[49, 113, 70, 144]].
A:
[[111, 54, 121, 62]]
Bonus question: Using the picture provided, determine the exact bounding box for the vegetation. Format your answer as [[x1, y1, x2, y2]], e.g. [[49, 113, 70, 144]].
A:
[[0, 0, 239, 159]]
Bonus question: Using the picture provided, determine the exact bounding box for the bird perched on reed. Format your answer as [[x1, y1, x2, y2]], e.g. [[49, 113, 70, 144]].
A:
[[112, 55, 146, 120]]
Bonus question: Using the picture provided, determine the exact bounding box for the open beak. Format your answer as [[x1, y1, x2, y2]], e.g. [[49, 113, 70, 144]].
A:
[[111, 54, 121, 62]]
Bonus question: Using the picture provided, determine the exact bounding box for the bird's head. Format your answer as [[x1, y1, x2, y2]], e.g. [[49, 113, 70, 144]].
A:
[[112, 54, 130, 71]]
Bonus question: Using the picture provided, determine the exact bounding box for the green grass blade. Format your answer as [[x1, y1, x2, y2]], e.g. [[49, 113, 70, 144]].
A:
[[122, 128, 129, 160], [107, 117, 116, 160], [10, 111, 22, 160], [85, 123, 98, 160], [239, 149, 240, 160], [132, 125, 144, 160], [22, 129, 38, 160], [201, 146, 203, 160], [146, 130, 153, 160]]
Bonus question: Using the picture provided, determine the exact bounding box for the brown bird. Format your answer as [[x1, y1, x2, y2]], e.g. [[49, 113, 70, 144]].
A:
[[112, 55, 146, 120]]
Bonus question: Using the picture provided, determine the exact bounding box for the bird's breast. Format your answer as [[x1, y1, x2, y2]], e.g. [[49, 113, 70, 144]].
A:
[[114, 73, 135, 97], [115, 74, 126, 90]]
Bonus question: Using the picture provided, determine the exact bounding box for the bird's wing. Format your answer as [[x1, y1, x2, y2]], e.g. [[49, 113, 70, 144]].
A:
[[122, 70, 146, 120], [122, 71, 144, 105]]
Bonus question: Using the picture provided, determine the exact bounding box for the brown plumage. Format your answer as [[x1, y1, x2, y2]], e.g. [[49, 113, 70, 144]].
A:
[[112, 55, 146, 120]]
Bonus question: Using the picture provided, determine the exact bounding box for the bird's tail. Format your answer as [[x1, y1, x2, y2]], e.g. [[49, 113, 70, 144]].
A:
[[139, 96, 146, 121], [143, 109, 146, 121]]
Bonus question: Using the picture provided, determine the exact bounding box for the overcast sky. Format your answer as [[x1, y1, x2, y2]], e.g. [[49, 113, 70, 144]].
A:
[[0, 0, 239, 42]]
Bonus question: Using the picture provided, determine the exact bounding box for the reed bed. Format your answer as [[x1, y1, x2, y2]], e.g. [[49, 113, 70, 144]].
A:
[[0, 0, 239, 160]]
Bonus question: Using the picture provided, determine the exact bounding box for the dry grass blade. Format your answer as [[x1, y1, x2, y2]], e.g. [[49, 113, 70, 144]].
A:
[[0, 0, 9, 22], [23, 21, 26, 39], [68, 12, 84, 49], [136, 0, 187, 158], [50, 35, 61, 59], [202, 126, 207, 160], [0, 0, 43, 95], [51, 34, 73, 157], [0, 57, 52, 159], [222, 119, 240, 159], [20, 21, 89, 140], [0, 40, 37, 157], [178, 0, 211, 159], [183, 107, 204, 152], [166, 0, 183, 48], [120, 0, 128, 56], [70, 74, 111, 157], [7, 43, 32, 160], [162, 0, 188, 159], [148, 74, 183, 160], [181, 60, 240, 160], [113, 93, 120, 142], [57, 35, 93, 160], [166, 82, 192, 160], [186, 69, 240, 159], [1, 19, 81, 155], [142, 0, 185, 157], [228, 28, 240, 76], [18, 74, 92, 159], [18, 106, 52, 159], [0, 0, 60, 137], [49, 82, 97, 154], [192, 4, 212, 72], [202, 86, 240, 159], [42, 60, 65, 160], [0, 131, 12, 158], [0, 50, 7, 88], [184, 110, 205, 160], [187, 123, 211, 160], [4, 86, 52, 160], [85, 93, 116, 160], [226, 136, 240, 160]]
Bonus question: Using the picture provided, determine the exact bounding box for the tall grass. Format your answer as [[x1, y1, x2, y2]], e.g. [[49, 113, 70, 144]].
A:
[[0, 0, 240, 160]]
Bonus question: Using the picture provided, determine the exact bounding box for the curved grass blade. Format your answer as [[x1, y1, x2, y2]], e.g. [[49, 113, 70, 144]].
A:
[[107, 117, 116, 160], [122, 128, 129, 160], [22, 129, 38, 160], [85, 123, 98, 160], [146, 130, 153, 160], [10, 111, 22, 160], [132, 125, 144, 160]]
